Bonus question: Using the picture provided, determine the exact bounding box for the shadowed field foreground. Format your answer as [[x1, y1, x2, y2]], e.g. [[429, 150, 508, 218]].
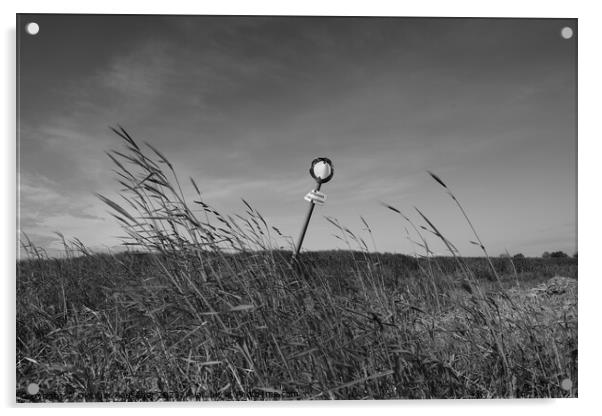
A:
[[17, 129, 577, 401]]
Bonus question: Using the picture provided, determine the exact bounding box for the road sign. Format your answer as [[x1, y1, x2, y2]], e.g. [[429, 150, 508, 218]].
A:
[[304, 190, 327, 205], [309, 157, 334, 184], [294, 157, 334, 258]]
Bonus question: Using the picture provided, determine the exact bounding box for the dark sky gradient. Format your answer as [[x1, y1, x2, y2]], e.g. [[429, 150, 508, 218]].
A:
[[17, 15, 577, 256]]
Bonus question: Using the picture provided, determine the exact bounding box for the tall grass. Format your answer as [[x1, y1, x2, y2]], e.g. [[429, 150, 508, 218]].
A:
[[16, 128, 577, 401]]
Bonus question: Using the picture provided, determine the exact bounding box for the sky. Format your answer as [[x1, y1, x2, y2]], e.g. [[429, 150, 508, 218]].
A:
[[17, 15, 577, 257]]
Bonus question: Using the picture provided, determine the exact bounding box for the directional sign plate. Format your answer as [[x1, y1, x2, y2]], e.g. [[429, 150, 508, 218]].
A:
[[304, 190, 327, 205]]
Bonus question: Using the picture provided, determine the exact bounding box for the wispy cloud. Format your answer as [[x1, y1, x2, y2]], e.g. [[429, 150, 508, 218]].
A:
[[18, 172, 120, 254]]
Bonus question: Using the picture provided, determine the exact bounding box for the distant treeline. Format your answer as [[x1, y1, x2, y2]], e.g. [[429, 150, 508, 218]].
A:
[[18, 250, 577, 298], [295, 250, 578, 281]]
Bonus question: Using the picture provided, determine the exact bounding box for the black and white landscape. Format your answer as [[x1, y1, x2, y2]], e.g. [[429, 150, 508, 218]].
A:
[[17, 15, 577, 401]]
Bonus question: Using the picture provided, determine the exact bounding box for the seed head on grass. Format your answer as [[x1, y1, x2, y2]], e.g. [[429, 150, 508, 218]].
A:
[[427, 170, 448, 189]]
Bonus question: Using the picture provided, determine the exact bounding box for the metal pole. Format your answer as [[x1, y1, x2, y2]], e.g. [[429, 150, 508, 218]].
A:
[[293, 182, 322, 257]]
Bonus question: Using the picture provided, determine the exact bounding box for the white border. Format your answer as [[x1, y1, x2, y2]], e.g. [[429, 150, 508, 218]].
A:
[[3, 1, 600, 415]]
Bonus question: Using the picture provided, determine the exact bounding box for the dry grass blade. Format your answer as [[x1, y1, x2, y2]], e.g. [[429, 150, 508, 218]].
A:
[[190, 177, 201, 195], [314, 370, 394, 398], [241, 198, 254, 212], [228, 304, 255, 312], [145, 141, 173, 169], [253, 387, 283, 395], [380, 202, 401, 214], [96, 193, 137, 224], [427, 170, 448, 188], [360, 216, 370, 230]]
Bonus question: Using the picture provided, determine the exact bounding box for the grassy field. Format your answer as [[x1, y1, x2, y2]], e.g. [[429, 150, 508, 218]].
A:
[[16, 128, 577, 401]]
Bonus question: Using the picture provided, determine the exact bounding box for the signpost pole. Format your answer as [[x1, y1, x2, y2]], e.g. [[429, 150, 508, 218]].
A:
[[292, 157, 333, 260], [293, 182, 322, 258]]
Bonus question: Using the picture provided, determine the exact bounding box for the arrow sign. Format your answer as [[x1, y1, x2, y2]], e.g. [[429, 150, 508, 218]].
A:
[[304, 190, 327, 205]]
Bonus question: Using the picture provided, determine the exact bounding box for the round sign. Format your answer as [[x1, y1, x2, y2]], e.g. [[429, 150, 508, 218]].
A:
[[309, 157, 334, 184]]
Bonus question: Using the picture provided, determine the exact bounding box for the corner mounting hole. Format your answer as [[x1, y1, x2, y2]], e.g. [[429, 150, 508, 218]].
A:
[[561, 26, 573, 39], [26, 22, 39, 36]]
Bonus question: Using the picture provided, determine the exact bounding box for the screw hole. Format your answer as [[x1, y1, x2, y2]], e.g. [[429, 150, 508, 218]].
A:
[[561, 27, 573, 40], [25, 22, 39, 36]]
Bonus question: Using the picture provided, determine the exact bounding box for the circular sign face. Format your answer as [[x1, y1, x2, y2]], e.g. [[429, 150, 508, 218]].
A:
[[309, 157, 334, 184]]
